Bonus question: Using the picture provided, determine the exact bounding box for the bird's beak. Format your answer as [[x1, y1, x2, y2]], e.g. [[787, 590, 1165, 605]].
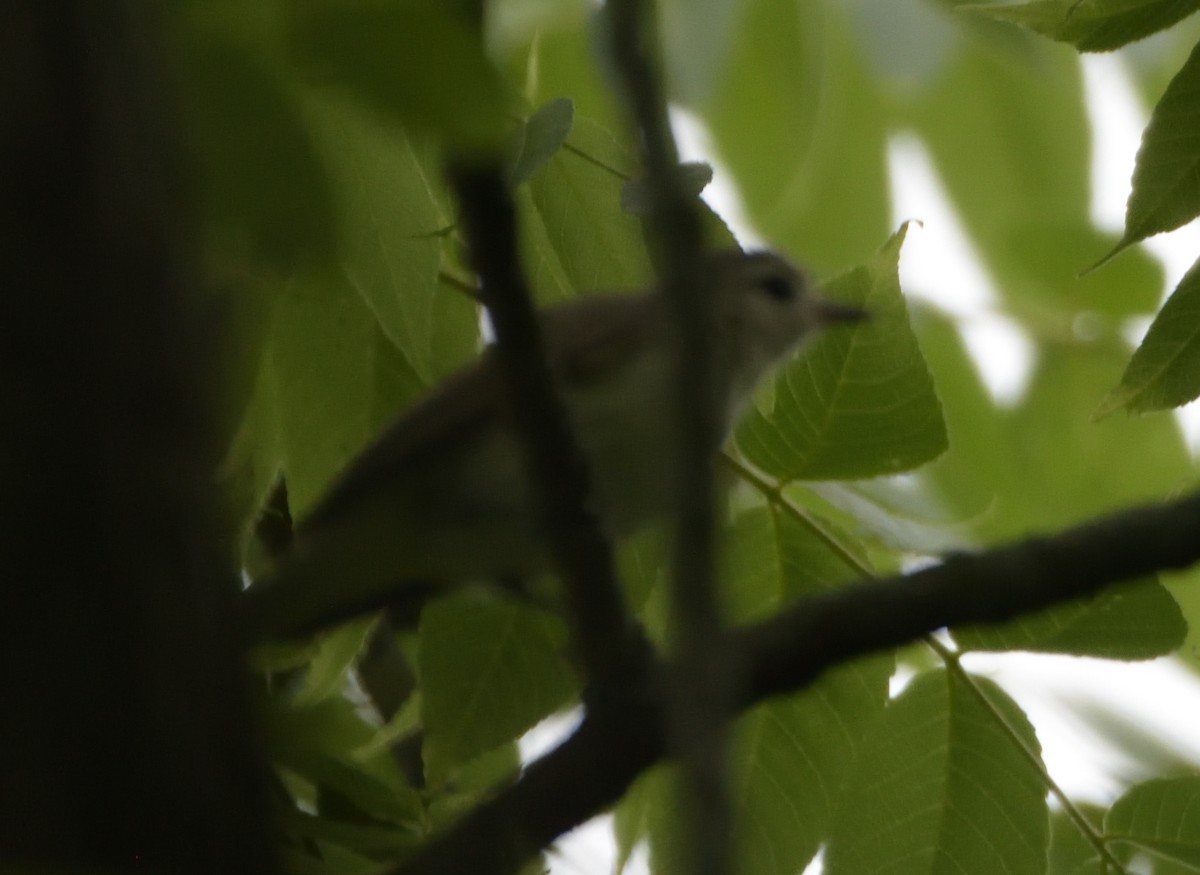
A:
[[808, 296, 870, 326]]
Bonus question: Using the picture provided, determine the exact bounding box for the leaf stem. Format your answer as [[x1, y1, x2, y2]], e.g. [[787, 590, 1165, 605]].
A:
[[561, 141, 631, 180], [929, 639, 1128, 874]]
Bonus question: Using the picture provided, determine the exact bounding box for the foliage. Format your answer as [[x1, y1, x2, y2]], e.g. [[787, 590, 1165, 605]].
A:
[[177, 0, 1200, 873]]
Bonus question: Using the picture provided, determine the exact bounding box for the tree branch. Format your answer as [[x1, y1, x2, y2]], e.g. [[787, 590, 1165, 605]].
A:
[[736, 488, 1200, 705], [395, 487, 1200, 875]]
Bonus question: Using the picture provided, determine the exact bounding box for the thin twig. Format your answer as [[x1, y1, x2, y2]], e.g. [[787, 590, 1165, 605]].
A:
[[604, 4, 733, 875]]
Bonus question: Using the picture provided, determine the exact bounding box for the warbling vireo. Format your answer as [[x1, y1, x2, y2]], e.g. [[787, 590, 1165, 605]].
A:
[[244, 250, 866, 640]]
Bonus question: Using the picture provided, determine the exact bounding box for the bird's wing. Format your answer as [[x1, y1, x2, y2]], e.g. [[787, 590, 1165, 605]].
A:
[[300, 359, 505, 531], [300, 291, 661, 531]]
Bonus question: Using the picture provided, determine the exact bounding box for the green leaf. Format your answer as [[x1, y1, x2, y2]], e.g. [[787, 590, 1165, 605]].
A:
[[419, 596, 578, 782], [1109, 38, 1200, 258], [1166, 562, 1200, 672], [265, 696, 422, 825], [996, 343, 1193, 538], [1096, 256, 1200, 416], [289, 4, 508, 151], [826, 671, 1049, 875], [622, 506, 888, 875], [630, 662, 892, 875], [425, 742, 524, 830], [692, 507, 891, 874], [292, 618, 377, 705], [719, 505, 874, 621], [735, 225, 948, 480], [278, 807, 417, 861], [911, 305, 1012, 522], [246, 272, 427, 516], [924, 333, 1193, 544], [911, 31, 1098, 314], [1004, 221, 1164, 317], [804, 478, 977, 555], [518, 116, 655, 302], [729, 660, 890, 875], [968, 0, 1200, 52], [508, 98, 575, 186], [953, 576, 1187, 657], [845, 0, 962, 89], [700, 0, 890, 272], [1106, 777, 1200, 870], [614, 766, 656, 874], [302, 94, 478, 385]]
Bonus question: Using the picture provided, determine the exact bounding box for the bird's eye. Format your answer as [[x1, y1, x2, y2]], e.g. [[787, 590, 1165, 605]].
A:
[[756, 273, 795, 303]]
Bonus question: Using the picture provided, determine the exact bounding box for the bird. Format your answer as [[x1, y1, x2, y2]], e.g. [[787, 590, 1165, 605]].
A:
[[242, 249, 867, 641]]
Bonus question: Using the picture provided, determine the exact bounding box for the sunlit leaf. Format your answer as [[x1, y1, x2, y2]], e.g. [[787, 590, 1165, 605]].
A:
[[1005, 221, 1164, 317], [826, 671, 1049, 875], [619, 506, 888, 875], [804, 479, 978, 555], [968, 0, 1200, 52], [736, 225, 948, 480], [613, 766, 655, 874], [1096, 255, 1200, 416], [845, 0, 961, 89], [659, 507, 889, 873]]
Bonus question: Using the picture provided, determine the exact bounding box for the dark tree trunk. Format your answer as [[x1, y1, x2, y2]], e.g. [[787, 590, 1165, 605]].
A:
[[0, 4, 276, 871]]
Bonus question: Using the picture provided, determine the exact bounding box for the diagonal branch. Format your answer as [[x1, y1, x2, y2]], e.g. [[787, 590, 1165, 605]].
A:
[[735, 488, 1200, 705], [394, 487, 1200, 875]]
